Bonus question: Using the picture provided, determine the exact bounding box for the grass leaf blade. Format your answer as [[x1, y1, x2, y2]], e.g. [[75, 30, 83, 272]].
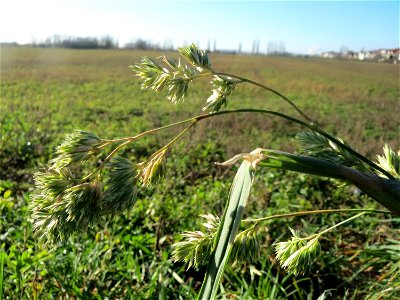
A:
[[199, 161, 255, 299], [259, 150, 400, 215]]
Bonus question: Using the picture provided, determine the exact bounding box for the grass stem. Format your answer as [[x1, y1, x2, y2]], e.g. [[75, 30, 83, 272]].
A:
[[242, 208, 390, 223], [215, 72, 313, 124]]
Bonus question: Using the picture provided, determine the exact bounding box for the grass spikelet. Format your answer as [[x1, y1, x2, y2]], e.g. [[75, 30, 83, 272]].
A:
[[172, 214, 219, 269], [178, 43, 211, 71], [50, 130, 102, 169], [375, 144, 400, 179], [138, 148, 167, 186], [31, 180, 103, 245], [296, 130, 366, 169], [275, 228, 320, 276], [102, 156, 139, 214], [230, 227, 260, 264]]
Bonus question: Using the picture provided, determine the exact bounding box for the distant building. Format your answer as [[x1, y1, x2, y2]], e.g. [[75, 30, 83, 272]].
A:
[[321, 51, 339, 59], [321, 48, 399, 63]]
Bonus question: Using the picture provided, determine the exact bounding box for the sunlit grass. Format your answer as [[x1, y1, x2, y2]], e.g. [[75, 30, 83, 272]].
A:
[[1, 46, 399, 299]]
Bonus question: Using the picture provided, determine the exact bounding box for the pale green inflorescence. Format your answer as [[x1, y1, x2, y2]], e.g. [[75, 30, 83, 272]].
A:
[[296, 130, 367, 170], [50, 130, 103, 170], [172, 213, 260, 269], [178, 43, 211, 71], [274, 228, 321, 276], [131, 56, 196, 103], [131, 43, 240, 112], [31, 131, 145, 244], [102, 156, 139, 214], [375, 144, 400, 179], [172, 214, 219, 269], [30, 44, 398, 294], [138, 148, 167, 187], [32, 126, 171, 244], [203, 75, 239, 112]]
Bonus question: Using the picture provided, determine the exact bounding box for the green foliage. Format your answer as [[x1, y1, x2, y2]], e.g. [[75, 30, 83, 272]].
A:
[[0, 111, 52, 182], [219, 257, 314, 299], [1, 46, 399, 298]]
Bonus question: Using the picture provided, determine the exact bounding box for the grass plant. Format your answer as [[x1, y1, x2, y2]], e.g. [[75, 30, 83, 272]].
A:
[[1, 45, 399, 298]]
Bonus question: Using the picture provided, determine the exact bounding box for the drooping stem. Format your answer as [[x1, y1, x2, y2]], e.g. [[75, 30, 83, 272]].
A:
[[93, 108, 393, 180], [214, 71, 313, 124], [132, 54, 393, 177], [139, 122, 196, 165], [161, 121, 196, 149], [273, 212, 367, 243], [203, 72, 392, 178], [82, 121, 196, 181], [102, 117, 195, 143], [195, 109, 394, 179]]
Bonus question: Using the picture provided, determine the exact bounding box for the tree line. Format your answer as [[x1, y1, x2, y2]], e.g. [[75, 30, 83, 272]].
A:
[[31, 35, 119, 49]]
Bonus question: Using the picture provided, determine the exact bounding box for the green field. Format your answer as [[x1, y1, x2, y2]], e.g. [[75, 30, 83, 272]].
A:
[[1, 47, 399, 299]]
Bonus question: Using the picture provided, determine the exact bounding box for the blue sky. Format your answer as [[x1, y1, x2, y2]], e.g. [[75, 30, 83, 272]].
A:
[[2, 1, 399, 54]]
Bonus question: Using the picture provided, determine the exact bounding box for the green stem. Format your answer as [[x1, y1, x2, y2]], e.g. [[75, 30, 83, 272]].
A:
[[206, 72, 392, 178], [214, 72, 313, 124], [104, 108, 392, 180], [162, 121, 196, 149], [82, 121, 196, 181], [242, 208, 390, 223], [81, 140, 132, 181], [312, 212, 366, 239], [103, 118, 194, 143], [195, 109, 394, 179], [188, 72, 214, 81], [143, 122, 196, 162]]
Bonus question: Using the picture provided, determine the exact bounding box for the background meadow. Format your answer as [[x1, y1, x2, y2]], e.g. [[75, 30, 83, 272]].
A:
[[1, 46, 399, 299]]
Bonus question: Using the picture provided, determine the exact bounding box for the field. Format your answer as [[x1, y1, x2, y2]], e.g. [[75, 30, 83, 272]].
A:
[[1, 46, 399, 299]]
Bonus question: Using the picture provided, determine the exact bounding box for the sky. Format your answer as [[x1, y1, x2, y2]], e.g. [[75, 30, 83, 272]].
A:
[[1, 1, 399, 54]]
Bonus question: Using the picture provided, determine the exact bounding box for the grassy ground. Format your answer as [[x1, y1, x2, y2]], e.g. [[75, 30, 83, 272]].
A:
[[1, 47, 399, 299]]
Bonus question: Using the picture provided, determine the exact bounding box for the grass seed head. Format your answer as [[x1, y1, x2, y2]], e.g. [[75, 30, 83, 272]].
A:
[[138, 148, 167, 186], [275, 228, 320, 276], [50, 130, 102, 170], [31, 179, 103, 245], [375, 144, 400, 179], [178, 43, 211, 71], [102, 156, 139, 214]]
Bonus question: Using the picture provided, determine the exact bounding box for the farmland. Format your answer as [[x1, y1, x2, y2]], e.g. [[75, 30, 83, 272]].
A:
[[1, 46, 399, 299]]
